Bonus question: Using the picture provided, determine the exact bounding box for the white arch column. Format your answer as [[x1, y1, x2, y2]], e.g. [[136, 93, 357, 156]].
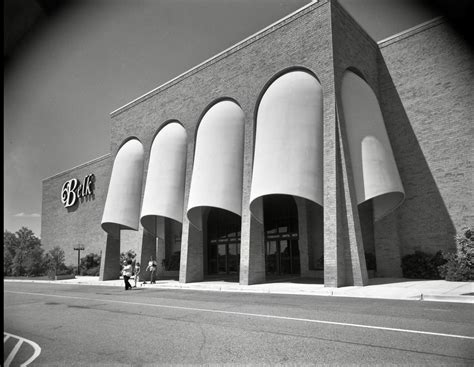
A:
[[140, 122, 187, 279], [245, 70, 324, 285], [334, 69, 405, 285], [182, 100, 245, 283], [100, 139, 144, 280]]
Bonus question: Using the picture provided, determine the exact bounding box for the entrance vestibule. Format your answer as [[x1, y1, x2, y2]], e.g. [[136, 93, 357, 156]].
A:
[[263, 195, 300, 276], [206, 208, 241, 275]]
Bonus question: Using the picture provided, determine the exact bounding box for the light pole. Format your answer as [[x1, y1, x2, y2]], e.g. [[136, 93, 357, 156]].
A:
[[73, 245, 85, 275]]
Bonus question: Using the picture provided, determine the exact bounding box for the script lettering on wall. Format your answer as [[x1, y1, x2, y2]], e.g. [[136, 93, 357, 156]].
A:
[[61, 174, 95, 208]]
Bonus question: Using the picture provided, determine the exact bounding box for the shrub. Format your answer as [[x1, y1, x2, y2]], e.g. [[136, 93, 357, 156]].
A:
[[401, 250, 446, 279], [438, 226, 474, 281], [47, 263, 74, 279], [83, 266, 100, 276], [79, 252, 101, 275]]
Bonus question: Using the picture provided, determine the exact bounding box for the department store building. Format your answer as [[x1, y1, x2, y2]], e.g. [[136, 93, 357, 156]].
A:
[[41, 0, 473, 287]]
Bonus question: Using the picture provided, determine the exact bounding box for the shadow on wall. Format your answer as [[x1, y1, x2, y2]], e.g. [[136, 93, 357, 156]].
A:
[[66, 194, 95, 213], [377, 59, 456, 255]]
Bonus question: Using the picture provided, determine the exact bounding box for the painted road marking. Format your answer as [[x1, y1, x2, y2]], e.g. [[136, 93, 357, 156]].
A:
[[6, 290, 474, 341], [4, 332, 41, 367]]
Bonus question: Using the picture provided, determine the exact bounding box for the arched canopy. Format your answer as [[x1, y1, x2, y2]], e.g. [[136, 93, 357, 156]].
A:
[[101, 138, 145, 235], [141, 122, 187, 238], [187, 100, 245, 230], [250, 70, 324, 222], [341, 70, 405, 221]]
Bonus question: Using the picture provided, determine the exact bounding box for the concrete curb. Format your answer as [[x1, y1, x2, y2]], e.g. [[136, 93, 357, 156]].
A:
[[420, 294, 474, 303]]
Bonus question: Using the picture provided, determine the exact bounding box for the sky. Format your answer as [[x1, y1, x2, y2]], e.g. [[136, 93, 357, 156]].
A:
[[4, 0, 440, 237]]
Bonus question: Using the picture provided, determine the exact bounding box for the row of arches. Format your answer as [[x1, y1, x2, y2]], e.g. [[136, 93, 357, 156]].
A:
[[101, 68, 405, 278]]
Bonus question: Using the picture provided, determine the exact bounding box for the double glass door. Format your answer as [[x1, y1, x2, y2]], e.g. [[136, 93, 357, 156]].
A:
[[207, 208, 241, 275], [266, 238, 300, 275], [209, 240, 240, 274], [263, 195, 300, 276]]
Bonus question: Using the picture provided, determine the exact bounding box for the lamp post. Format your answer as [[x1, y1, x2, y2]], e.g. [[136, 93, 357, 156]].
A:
[[73, 245, 85, 275]]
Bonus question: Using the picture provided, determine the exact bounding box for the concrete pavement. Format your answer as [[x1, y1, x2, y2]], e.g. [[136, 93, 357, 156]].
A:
[[5, 276, 473, 304]]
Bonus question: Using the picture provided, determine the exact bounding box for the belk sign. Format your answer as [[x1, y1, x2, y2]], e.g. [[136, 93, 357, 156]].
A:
[[61, 174, 95, 208]]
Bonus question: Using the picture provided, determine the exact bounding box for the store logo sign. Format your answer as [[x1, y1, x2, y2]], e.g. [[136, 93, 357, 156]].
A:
[[61, 174, 95, 208]]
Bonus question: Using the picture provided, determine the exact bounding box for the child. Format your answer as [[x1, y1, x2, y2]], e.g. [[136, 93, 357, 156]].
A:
[[133, 261, 141, 288]]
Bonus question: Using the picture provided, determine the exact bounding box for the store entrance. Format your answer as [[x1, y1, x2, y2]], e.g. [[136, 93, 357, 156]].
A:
[[207, 208, 241, 275], [263, 195, 300, 276], [209, 242, 239, 275], [265, 238, 300, 275]]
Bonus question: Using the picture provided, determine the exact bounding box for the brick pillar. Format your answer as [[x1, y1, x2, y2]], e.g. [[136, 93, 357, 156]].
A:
[[99, 232, 120, 281], [325, 113, 368, 287], [240, 200, 265, 285], [179, 215, 204, 283], [296, 197, 310, 277], [337, 113, 368, 286], [324, 100, 343, 287]]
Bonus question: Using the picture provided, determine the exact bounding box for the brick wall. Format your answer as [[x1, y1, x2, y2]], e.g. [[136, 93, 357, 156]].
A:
[[378, 19, 474, 256], [41, 155, 112, 266]]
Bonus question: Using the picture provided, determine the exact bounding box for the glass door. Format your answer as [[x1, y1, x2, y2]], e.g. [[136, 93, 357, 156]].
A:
[[265, 239, 300, 275], [266, 240, 278, 274], [217, 243, 227, 274]]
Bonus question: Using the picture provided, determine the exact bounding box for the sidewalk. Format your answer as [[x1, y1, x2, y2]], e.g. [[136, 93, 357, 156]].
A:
[[5, 276, 473, 304]]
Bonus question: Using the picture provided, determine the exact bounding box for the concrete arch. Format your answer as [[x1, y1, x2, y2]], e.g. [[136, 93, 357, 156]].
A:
[[341, 69, 405, 221], [140, 122, 187, 238], [187, 99, 245, 230], [101, 138, 145, 235], [250, 69, 324, 222]]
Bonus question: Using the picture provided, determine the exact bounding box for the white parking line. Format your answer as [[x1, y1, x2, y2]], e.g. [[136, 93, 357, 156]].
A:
[[4, 332, 41, 367], [6, 290, 474, 341]]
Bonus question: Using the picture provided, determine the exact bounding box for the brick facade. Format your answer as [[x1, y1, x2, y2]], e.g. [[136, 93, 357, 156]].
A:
[[41, 155, 112, 266], [41, 0, 473, 285]]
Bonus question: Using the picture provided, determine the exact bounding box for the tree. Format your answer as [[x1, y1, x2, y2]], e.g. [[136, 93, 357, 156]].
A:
[[439, 226, 474, 281], [23, 245, 44, 276], [120, 250, 136, 269], [45, 246, 66, 276], [3, 230, 17, 275], [80, 252, 101, 275], [4, 227, 44, 276]]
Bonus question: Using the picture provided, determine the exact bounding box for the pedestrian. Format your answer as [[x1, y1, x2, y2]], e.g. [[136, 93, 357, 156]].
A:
[[122, 259, 133, 290], [143, 256, 158, 284], [133, 261, 141, 288]]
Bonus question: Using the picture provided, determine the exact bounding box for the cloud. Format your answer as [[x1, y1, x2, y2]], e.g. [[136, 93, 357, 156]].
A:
[[13, 212, 41, 218]]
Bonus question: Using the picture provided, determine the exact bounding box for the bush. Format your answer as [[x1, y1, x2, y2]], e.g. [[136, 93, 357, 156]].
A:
[[47, 263, 74, 279], [79, 252, 101, 275], [438, 226, 474, 281], [401, 250, 446, 279], [82, 266, 100, 276]]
